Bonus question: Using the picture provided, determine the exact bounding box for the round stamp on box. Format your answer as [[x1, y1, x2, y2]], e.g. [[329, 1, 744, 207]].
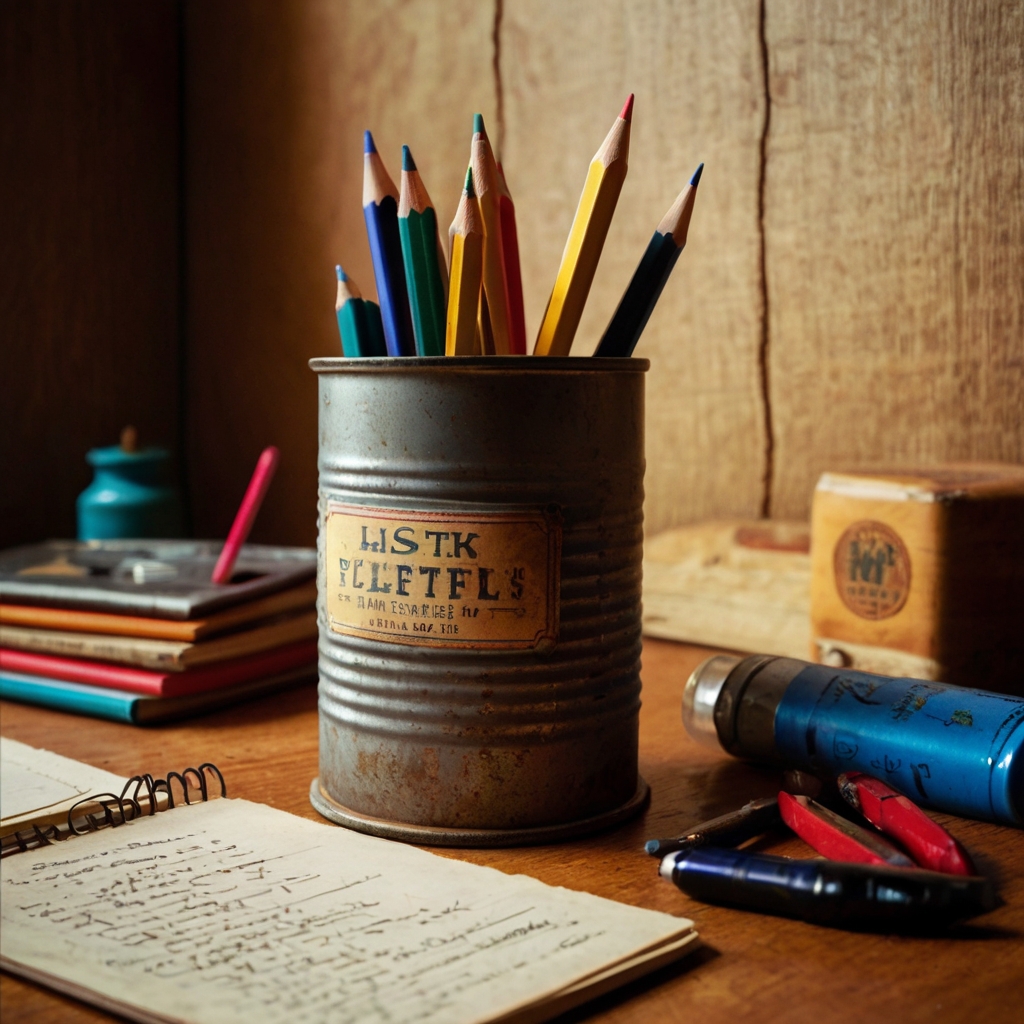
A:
[[832, 519, 911, 620]]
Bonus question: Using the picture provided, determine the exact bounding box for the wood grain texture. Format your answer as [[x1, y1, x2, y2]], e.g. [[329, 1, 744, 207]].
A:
[[763, 0, 1024, 519], [3, 638, 1023, 1023], [499, 0, 767, 534], [184, 0, 496, 546], [0, 0, 181, 549]]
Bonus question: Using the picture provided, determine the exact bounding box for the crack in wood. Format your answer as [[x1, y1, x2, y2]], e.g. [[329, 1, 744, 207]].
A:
[[756, 0, 775, 519], [492, 0, 505, 160]]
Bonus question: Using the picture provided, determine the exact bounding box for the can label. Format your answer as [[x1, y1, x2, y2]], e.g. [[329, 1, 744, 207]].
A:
[[323, 503, 561, 648]]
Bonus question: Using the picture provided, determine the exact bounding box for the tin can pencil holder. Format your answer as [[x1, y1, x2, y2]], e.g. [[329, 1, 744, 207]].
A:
[[309, 356, 649, 846]]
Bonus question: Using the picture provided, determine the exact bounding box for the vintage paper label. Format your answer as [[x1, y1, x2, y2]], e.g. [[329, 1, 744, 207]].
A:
[[324, 503, 560, 648], [833, 519, 911, 620]]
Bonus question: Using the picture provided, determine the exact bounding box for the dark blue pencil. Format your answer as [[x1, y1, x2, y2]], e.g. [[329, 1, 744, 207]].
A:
[[363, 131, 415, 356], [593, 162, 703, 357]]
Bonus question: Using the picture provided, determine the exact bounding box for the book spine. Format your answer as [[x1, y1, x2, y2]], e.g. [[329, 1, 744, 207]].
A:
[[1, 671, 138, 722]]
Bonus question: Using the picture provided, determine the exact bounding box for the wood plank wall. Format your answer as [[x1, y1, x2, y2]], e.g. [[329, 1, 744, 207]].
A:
[[183, 0, 1023, 544], [0, 1, 182, 549], [4, 2, 1021, 549]]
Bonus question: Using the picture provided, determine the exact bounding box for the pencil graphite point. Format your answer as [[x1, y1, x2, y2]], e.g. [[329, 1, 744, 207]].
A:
[[473, 112, 486, 135], [364, 130, 376, 155], [690, 162, 704, 187], [463, 167, 475, 197], [336, 265, 347, 282], [619, 94, 635, 122], [402, 145, 416, 172]]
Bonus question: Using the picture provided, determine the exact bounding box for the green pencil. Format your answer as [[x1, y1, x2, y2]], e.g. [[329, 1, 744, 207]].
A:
[[398, 146, 448, 357], [335, 266, 386, 357]]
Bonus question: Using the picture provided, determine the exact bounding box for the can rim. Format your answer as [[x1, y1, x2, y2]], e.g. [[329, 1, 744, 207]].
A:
[[309, 355, 650, 373]]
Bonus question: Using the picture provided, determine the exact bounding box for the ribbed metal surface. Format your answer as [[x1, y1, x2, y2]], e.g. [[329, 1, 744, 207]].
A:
[[310, 356, 648, 840]]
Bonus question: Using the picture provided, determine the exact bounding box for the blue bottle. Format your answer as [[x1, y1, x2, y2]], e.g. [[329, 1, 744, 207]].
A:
[[683, 654, 1023, 825], [76, 433, 182, 540]]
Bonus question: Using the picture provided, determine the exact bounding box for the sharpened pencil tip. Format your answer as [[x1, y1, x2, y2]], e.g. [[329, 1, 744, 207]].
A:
[[644, 839, 660, 855], [402, 145, 416, 172], [463, 166, 475, 198], [363, 130, 376, 154], [619, 94, 634, 122], [473, 112, 485, 135], [336, 265, 347, 282], [690, 162, 704, 187]]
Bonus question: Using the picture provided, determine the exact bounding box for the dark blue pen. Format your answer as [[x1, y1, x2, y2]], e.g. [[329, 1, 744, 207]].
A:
[[660, 847, 995, 929]]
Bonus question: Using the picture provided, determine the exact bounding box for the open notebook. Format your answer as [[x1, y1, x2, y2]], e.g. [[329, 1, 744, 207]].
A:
[[0, 745, 698, 1024]]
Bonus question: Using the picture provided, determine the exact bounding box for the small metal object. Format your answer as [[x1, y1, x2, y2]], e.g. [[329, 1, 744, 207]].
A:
[[681, 653, 1024, 825], [310, 356, 649, 845], [778, 791, 914, 868], [645, 796, 781, 857], [838, 771, 975, 875]]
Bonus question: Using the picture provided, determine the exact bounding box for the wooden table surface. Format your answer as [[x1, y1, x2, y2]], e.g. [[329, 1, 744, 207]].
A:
[[2, 637, 1021, 1023]]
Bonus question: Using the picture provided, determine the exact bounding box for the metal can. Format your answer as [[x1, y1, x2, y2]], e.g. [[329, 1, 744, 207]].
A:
[[308, 356, 649, 845]]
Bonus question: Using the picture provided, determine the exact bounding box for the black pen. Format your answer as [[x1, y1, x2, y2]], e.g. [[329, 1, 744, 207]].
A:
[[645, 797, 781, 857], [659, 847, 996, 929]]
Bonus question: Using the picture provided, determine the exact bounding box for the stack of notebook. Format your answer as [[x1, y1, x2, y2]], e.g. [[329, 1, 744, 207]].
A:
[[0, 540, 318, 724]]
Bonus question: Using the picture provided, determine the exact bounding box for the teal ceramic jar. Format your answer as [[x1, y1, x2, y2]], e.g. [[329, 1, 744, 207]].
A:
[[76, 444, 182, 540]]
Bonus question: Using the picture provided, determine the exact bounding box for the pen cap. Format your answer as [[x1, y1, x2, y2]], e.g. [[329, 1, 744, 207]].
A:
[[682, 655, 739, 749]]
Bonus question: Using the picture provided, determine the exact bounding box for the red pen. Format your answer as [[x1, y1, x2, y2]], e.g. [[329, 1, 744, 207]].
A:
[[838, 772, 975, 876], [210, 446, 280, 585], [778, 791, 914, 868]]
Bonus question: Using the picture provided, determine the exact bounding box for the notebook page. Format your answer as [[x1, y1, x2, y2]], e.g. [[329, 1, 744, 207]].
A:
[[0, 798, 695, 1024], [0, 737, 130, 830]]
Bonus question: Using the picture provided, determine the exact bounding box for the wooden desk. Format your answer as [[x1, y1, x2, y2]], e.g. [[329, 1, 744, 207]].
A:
[[2, 638, 1021, 1022]]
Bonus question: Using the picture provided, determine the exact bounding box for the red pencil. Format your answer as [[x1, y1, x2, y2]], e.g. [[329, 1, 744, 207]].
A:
[[211, 446, 280, 584], [496, 162, 527, 354]]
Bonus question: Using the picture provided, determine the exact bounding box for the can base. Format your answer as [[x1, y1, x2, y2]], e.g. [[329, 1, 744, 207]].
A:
[[308, 776, 650, 848]]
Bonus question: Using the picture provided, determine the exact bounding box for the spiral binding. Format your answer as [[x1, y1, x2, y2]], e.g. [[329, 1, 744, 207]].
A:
[[0, 762, 226, 857]]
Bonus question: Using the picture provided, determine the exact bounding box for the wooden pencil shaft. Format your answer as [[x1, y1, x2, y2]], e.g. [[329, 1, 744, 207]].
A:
[[337, 298, 377, 358], [593, 232, 681, 356], [446, 231, 483, 355], [534, 159, 627, 356], [471, 129, 513, 355], [534, 110, 631, 356], [498, 190, 527, 355], [363, 301, 387, 356], [399, 207, 447, 357], [364, 196, 416, 356]]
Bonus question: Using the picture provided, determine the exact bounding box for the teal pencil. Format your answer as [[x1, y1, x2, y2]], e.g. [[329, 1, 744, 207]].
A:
[[335, 266, 387, 357], [593, 162, 703, 357], [398, 146, 448, 356]]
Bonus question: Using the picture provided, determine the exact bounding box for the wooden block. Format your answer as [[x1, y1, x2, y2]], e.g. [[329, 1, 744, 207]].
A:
[[810, 463, 1024, 693], [643, 520, 810, 658]]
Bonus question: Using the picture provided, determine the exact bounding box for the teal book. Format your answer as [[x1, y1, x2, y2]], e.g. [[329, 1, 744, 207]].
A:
[[0, 665, 315, 725]]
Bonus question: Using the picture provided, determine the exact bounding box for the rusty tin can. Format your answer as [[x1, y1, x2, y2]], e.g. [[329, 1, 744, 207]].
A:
[[308, 356, 649, 846]]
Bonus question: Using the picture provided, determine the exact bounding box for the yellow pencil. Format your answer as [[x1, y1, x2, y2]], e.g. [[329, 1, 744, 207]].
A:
[[470, 114, 512, 355], [533, 95, 634, 357], [446, 168, 484, 356]]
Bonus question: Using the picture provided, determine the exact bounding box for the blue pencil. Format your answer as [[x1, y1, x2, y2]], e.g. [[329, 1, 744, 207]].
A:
[[363, 131, 416, 356], [593, 162, 704, 357]]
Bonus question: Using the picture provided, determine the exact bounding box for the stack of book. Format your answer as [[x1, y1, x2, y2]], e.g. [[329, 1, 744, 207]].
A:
[[0, 540, 318, 724]]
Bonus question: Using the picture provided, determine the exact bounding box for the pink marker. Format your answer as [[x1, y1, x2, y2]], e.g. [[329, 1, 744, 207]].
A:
[[211, 446, 280, 584]]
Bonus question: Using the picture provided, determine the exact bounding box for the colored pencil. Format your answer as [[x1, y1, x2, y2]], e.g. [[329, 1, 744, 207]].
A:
[[362, 130, 416, 356], [211, 446, 279, 584], [335, 266, 387, 357], [533, 95, 634, 357], [593, 162, 703, 357], [470, 114, 513, 355], [446, 168, 484, 356], [398, 146, 448, 357], [496, 162, 527, 354]]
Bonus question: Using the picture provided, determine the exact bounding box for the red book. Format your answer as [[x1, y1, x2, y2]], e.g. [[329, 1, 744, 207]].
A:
[[0, 640, 317, 698]]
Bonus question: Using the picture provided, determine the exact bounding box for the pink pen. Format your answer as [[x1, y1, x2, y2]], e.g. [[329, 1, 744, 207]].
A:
[[210, 446, 280, 584]]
